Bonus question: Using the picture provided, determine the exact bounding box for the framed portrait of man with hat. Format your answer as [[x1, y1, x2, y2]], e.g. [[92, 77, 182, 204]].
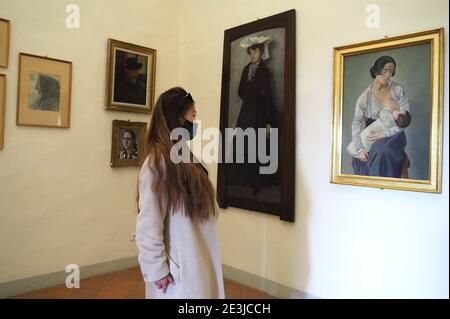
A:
[[217, 10, 296, 222], [106, 38, 156, 113]]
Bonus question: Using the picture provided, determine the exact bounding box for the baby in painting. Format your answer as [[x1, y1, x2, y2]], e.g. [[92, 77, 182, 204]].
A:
[[347, 102, 411, 157]]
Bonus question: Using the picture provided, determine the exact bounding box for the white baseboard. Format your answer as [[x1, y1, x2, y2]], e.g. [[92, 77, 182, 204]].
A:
[[222, 264, 318, 299]]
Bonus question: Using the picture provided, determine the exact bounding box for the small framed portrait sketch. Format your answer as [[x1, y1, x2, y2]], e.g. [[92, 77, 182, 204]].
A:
[[331, 28, 444, 193], [217, 10, 296, 222], [0, 18, 10, 68], [110, 120, 147, 168], [106, 39, 156, 114], [17, 53, 72, 128], [0, 74, 5, 149]]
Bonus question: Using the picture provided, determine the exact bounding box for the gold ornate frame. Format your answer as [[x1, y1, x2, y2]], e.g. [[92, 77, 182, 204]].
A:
[[331, 28, 444, 193], [106, 38, 156, 114]]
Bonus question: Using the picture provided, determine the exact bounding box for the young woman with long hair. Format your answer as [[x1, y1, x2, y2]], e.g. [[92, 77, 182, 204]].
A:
[[135, 87, 224, 299]]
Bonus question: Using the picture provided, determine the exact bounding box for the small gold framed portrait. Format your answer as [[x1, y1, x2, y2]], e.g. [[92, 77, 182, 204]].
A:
[[111, 120, 147, 168]]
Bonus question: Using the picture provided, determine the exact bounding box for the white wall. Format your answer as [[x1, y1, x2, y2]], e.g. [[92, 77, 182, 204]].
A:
[[179, 0, 449, 298], [0, 0, 448, 299], [0, 0, 180, 283]]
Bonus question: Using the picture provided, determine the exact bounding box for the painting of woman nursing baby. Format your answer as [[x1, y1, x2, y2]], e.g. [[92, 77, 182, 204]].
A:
[[333, 29, 443, 193], [347, 56, 412, 179]]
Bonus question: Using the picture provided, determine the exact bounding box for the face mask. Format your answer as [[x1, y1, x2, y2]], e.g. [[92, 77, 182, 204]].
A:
[[183, 117, 198, 140]]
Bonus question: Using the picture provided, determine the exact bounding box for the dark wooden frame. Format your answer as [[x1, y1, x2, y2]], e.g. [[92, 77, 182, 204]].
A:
[[216, 10, 296, 222], [110, 120, 147, 168], [106, 38, 156, 114]]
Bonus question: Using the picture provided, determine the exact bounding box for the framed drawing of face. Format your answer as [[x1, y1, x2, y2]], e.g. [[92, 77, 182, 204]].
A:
[[216, 10, 296, 222], [16, 53, 72, 128], [106, 39, 156, 114], [110, 120, 147, 168], [0, 18, 10, 68], [331, 28, 444, 193]]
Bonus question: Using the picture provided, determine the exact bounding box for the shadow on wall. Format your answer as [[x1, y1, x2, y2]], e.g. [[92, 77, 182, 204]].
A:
[[256, 168, 311, 298], [288, 168, 311, 297]]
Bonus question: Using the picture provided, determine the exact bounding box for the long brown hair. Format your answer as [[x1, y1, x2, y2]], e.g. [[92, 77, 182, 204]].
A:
[[143, 87, 216, 222]]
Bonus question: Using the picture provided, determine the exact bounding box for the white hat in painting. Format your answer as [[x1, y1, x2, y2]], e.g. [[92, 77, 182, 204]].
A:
[[240, 34, 273, 60]]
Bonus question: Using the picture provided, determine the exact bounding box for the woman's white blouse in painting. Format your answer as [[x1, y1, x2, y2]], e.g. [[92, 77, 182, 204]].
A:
[[351, 80, 410, 155]]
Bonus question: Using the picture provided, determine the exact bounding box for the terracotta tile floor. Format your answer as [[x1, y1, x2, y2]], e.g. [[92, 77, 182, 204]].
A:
[[12, 266, 274, 299]]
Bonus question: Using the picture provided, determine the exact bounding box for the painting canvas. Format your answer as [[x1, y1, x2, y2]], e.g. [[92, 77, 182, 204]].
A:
[[28, 71, 61, 112], [331, 28, 444, 193], [17, 53, 72, 128], [106, 39, 156, 114], [217, 10, 296, 221]]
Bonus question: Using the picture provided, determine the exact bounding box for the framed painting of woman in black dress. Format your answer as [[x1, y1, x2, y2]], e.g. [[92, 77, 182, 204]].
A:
[[217, 10, 296, 221], [331, 28, 444, 193]]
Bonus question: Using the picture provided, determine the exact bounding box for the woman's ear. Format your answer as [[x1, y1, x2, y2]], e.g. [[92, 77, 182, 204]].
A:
[[178, 114, 186, 126]]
